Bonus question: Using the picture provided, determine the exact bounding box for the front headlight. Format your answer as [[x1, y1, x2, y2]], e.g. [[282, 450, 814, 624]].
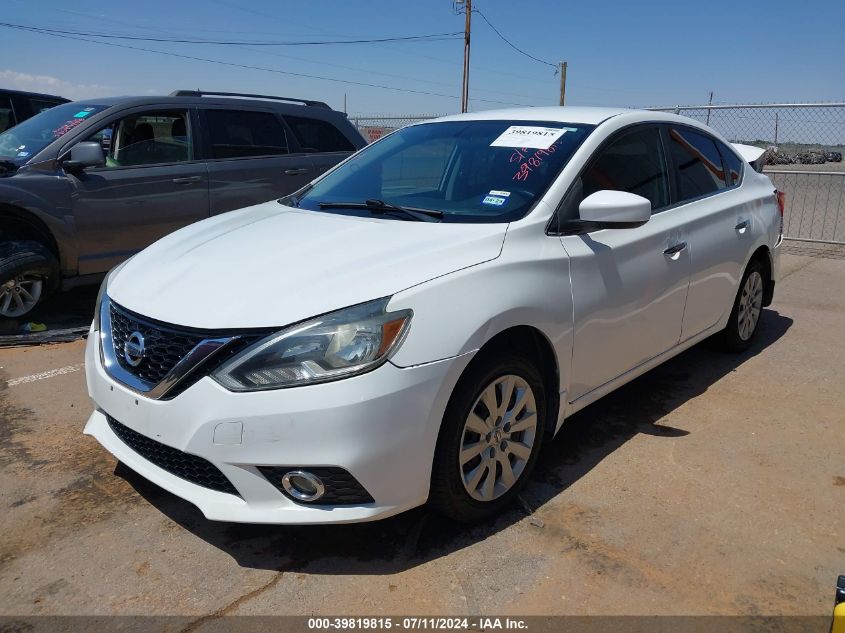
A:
[[212, 298, 412, 391], [92, 260, 130, 331]]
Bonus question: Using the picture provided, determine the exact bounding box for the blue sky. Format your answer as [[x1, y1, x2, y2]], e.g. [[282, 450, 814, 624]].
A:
[[2, 0, 843, 114]]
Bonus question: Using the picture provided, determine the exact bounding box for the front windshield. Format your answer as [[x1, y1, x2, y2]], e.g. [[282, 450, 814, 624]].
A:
[[294, 120, 593, 223], [0, 102, 109, 164]]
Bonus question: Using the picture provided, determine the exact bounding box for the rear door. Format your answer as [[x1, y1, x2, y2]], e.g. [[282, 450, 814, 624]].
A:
[[283, 114, 358, 177], [200, 107, 315, 215], [70, 107, 210, 274], [560, 124, 691, 401], [665, 126, 749, 340]]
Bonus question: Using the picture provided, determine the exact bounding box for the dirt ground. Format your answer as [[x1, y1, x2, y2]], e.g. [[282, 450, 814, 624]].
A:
[[0, 252, 843, 624]]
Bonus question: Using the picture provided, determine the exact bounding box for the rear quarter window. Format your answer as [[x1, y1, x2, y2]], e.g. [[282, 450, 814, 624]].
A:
[[717, 140, 744, 186], [284, 115, 355, 153]]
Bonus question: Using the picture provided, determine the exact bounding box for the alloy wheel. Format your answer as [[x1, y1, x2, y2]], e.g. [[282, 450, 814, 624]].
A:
[[737, 271, 763, 341], [459, 374, 538, 502], [0, 274, 43, 318]]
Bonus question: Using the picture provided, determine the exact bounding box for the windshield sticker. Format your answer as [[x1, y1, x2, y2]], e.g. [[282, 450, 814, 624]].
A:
[[73, 110, 93, 118], [16, 151, 30, 158], [491, 126, 575, 149], [52, 117, 88, 138], [488, 190, 511, 197], [482, 195, 507, 207]]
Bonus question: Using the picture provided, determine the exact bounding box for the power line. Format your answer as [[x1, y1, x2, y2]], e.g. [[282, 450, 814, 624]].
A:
[[0, 22, 462, 46], [471, 8, 557, 70], [0, 23, 535, 107]]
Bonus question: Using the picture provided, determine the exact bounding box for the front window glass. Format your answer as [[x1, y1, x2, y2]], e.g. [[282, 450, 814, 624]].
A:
[[84, 110, 192, 168], [294, 120, 593, 223], [0, 102, 108, 165], [582, 126, 669, 212]]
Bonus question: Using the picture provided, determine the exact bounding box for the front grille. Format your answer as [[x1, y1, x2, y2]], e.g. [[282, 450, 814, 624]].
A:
[[107, 415, 240, 497], [110, 302, 205, 385], [257, 466, 374, 505]]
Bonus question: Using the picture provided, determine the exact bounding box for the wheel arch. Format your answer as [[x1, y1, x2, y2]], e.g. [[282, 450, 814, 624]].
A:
[[460, 325, 561, 436], [0, 204, 60, 261], [748, 244, 773, 306]]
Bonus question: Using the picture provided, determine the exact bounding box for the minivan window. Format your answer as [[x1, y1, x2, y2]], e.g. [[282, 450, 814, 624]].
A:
[[85, 111, 192, 168], [206, 109, 288, 159], [581, 126, 669, 213], [285, 115, 355, 153], [295, 120, 593, 223], [717, 140, 744, 186], [0, 102, 108, 164], [668, 126, 727, 200], [28, 98, 63, 116]]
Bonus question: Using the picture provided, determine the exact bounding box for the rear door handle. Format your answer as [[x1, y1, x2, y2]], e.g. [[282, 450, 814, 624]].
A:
[[284, 168, 309, 176], [663, 242, 687, 256], [172, 176, 201, 185], [735, 220, 749, 231]]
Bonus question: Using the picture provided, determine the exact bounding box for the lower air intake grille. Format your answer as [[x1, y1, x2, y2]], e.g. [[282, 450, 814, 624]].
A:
[[107, 415, 240, 497], [257, 466, 374, 505]]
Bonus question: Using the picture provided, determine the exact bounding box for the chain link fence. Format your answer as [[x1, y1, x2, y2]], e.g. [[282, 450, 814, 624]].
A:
[[352, 104, 845, 244]]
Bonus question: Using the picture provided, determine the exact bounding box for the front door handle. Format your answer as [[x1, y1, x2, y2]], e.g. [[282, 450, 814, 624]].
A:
[[663, 242, 687, 256], [284, 168, 309, 176], [172, 176, 201, 185], [735, 220, 749, 231]]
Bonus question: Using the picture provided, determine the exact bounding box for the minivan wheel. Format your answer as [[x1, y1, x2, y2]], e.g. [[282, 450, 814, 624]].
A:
[[430, 352, 546, 523], [0, 241, 59, 318], [718, 259, 766, 353]]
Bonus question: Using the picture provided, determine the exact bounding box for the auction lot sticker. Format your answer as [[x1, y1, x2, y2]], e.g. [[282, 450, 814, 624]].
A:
[[490, 125, 570, 149]]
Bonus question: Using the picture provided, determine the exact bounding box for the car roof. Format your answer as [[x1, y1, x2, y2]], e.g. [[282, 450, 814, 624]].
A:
[[0, 88, 69, 102], [430, 106, 632, 126], [422, 106, 727, 139]]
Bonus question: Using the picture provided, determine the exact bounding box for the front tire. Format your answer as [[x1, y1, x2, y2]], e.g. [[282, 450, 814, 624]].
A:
[[0, 241, 59, 318], [718, 259, 766, 352], [430, 351, 546, 523]]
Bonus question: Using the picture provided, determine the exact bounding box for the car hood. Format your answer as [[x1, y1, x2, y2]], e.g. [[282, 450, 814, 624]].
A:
[[108, 202, 507, 329]]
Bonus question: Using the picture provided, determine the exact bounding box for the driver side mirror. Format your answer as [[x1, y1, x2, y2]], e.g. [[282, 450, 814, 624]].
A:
[[64, 142, 105, 172]]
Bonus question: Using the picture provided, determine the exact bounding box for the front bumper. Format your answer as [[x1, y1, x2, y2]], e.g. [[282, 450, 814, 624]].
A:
[[84, 330, 473, 524]]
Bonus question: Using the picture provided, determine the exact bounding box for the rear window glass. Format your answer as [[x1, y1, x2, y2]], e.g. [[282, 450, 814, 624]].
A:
[[206, 110, 288, 159], [668, 127, 727, 200], [285, 115, 355, 153]]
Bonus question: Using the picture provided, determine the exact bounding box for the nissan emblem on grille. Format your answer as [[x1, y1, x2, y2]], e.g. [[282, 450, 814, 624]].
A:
[[124, 331, 146, 367]]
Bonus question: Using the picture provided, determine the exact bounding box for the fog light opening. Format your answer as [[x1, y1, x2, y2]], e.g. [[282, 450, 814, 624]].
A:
[[281, 470, 325, 502]]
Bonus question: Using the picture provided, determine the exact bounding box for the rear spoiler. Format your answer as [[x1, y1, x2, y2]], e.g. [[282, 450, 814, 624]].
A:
[[732, 143, 767, 173]]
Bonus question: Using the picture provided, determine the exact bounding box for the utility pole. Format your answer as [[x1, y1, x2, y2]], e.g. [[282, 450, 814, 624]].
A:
[[705, 90, 713, 125], [558, 61, 567, 106], [460, 0, 472, 113]]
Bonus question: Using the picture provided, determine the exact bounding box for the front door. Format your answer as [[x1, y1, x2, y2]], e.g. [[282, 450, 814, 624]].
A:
[[71, 108, 209, 274], [560, 125, 691, 401]]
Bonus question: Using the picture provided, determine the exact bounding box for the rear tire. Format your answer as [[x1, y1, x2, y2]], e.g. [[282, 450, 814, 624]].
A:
[[430, 351, 546, 523], [0, 240, 59, 318], [718, 259, 766, 353]]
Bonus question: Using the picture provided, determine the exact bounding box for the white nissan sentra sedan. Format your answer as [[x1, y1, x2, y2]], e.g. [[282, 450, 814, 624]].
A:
[[84, 107, 782, 524]]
